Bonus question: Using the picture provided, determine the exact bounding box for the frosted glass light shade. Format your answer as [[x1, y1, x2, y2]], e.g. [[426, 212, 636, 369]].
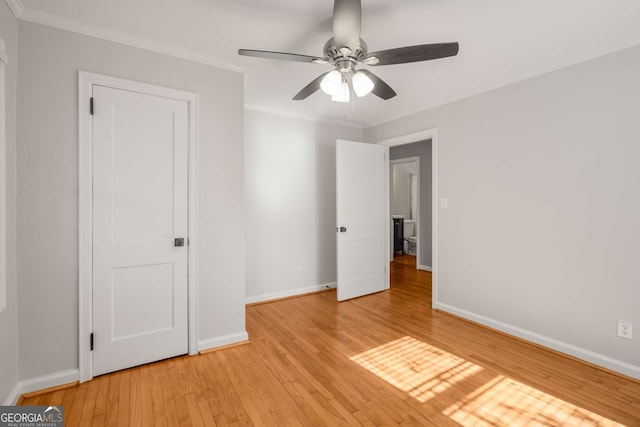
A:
[[320, 70, 342, 95], [331, 82, 350, 103], [352, 71, 374, 97]]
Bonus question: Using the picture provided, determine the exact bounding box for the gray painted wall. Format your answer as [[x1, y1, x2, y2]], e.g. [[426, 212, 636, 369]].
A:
[[245, 110, 362, 301], [0, 1, 19, 404], [17, 22, 246, 380], [390, 140, 432, 268], [365, 45, 640, 376]]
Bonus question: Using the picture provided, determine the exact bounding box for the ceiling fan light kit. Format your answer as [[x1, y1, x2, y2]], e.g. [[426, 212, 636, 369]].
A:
[[331, 80, 351, 103], [352, 71, 374, 97], [320, 69, 373, 102], [239, 0, 459, 103], [320, 70, 342, 96]]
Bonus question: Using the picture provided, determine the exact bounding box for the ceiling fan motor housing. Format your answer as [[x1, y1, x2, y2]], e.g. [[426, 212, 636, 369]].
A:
[[323, 37, 368, 67]]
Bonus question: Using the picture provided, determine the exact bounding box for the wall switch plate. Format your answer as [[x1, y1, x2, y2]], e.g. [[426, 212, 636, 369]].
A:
[[617, 320, 633, 340], [440, 198, 448, 209], [296, 266, 303, 276]]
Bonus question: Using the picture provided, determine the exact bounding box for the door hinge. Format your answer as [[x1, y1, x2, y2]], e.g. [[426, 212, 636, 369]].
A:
[[90, 332, 94, 351], [90, 97, 94, 115]]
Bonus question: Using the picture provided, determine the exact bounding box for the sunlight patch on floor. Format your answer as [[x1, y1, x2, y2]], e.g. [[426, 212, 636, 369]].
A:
[[350, 336, 483, 402], [351, 336, 623, 426], [443, 375, 624, 426]]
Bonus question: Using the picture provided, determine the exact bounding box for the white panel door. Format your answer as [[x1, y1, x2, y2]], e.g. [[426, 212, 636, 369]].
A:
[[92, 85, 189, 376], [336, 140, 388, 301]]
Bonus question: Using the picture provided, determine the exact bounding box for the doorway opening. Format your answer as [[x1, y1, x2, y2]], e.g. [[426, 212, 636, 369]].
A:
[[390, 157, 420, 269], [379, 129, 438, 308]]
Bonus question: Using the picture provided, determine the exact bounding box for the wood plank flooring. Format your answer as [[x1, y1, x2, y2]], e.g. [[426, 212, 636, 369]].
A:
[[22, 255, 640, 425]]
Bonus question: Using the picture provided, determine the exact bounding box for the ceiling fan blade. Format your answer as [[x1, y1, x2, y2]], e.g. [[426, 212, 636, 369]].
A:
[[333, 0, 361, 48], [238, 49, 328, 64], [358, 69, 397, 100], [364, 42, 459, 66], [293, 72, 330, 100]]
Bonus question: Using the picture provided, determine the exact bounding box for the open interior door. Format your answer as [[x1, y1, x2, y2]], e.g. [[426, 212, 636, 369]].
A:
[[336, 139, 389, 301]]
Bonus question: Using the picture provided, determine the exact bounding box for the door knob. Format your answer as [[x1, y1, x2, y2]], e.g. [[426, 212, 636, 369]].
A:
[[338, 226, 347, 233], [174, 238, 185, 247]]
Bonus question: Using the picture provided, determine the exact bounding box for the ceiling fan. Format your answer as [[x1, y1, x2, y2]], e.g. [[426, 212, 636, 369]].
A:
[[238, 0, 459, 102]]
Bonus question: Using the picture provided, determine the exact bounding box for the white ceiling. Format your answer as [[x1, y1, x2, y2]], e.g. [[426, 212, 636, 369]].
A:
[[15, 0, 640, 127]]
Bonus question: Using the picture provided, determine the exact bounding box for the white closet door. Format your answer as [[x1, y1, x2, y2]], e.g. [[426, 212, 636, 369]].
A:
[[92, 85, 189, 376]]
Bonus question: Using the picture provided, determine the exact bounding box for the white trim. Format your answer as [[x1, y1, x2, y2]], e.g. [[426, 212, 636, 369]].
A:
[[378, 130, 434, 148], [245, 105, 364, 130], [198, 332, 250, 353], [435, 302, 640, 380], [187, 96, 199, 357], [383, 146, 390, 290], [246, 282, 336, 305], [431, 131, 438, 308], [78, 72, 91, 383], [3, 383, 20, 406], [418, 265, 432, 272], [15, 7, 245, 74], [78, 71, 199, 383], [378, 128, 438, 308], [3, 369, 80, 405], [3, 0, 24, 19]]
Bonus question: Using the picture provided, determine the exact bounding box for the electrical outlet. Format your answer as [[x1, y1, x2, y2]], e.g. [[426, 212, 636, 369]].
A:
[[296, 266, 303, 276], [617, 320, 633, 340]]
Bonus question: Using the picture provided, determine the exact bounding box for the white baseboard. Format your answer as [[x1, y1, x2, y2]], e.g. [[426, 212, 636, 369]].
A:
[[418, 265, 432, 272], [3, 383, 21, 406], [246, 282, 336, 305], [3, 369, 79, 405], [198, 331, 250, 353], [435, 302, 640, 380]]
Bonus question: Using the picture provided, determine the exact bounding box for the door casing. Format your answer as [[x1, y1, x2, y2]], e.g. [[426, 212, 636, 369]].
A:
[[78, 71, 199, 382]]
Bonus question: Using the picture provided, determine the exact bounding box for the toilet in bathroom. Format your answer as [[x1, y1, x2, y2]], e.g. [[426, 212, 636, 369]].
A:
[[403, 220, 417, 256]]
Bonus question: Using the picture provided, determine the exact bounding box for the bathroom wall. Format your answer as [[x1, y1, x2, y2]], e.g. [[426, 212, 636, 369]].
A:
[[389, 140, 433, 269], [391, 162, 418, 220]]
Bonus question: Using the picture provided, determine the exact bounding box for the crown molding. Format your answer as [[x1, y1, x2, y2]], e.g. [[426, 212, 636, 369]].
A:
[[8, 2, 246, 74], [10, 0, 640, 129], [4, 0, 24, 19]]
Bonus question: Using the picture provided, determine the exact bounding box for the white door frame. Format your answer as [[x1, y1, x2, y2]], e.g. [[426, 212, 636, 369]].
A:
[[378, 129, 438, 309], [389, 156, 421, 268], [78, 71, 199, 382]]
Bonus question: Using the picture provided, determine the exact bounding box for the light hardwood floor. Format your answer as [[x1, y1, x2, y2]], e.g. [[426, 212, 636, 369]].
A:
[[22, 255, 640, 426]]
